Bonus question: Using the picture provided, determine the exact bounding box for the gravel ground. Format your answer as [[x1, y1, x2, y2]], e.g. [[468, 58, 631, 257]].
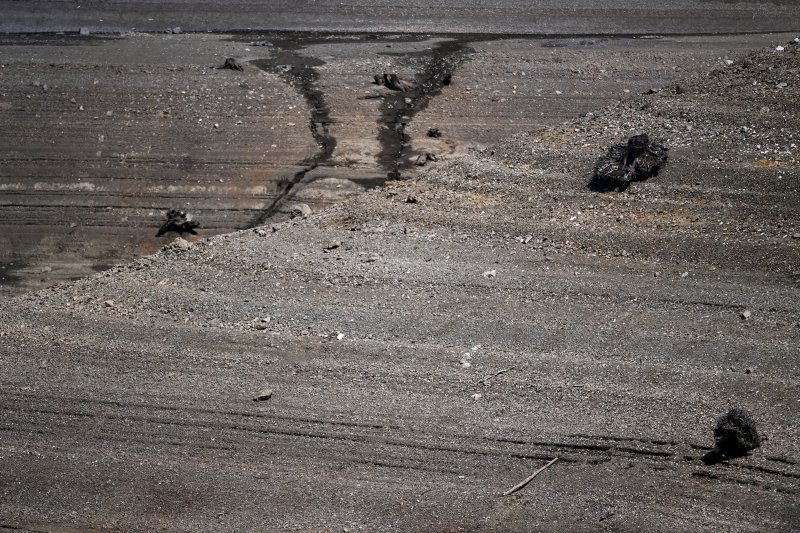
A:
[[1, 36, 798, 531]]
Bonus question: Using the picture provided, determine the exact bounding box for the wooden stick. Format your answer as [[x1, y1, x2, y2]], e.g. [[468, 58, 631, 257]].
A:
[[475, 367, 515, 386], [502, 457, 559, 496]]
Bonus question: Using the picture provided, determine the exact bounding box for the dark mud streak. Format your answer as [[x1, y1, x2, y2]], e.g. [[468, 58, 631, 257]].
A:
[[244, 33, 474, 226], [377, 40, 474, 179], [249, 44, 336, 227]]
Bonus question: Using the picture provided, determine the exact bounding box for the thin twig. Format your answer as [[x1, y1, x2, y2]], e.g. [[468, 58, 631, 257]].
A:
[[502, 457, 559, 496], [475, 367, 515, 386]]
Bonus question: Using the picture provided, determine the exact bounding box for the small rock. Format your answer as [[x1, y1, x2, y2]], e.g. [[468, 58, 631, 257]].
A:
[[69, 222, 78, 228], [79, 27, 91, 36], [171, 237, 191, 250], [336, 332, 345, 340], [740, 309, 752, 320], [103, 300, 115, 308], [471, 393, 482, 400], [483, 269, 497, 278], [252, 389, 273, 402], [171, 26, 182, 35], [253, 228, 267, 237], [776, 45, 785, 52], [681, 271, 689, 278], [405, 196, 418, 204], [324, 240, 341, 251], [252, 317, 271, 330], [427, 127, 442, 138]]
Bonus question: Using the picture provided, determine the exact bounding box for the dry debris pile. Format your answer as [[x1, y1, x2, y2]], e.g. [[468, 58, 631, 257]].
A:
[[589, 133, 668, 192], [702, 408, 762, 465], [156, 209, 199, 237]]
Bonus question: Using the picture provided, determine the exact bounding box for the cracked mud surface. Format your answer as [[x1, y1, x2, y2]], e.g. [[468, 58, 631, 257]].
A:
[[1, 30, 799, 532]]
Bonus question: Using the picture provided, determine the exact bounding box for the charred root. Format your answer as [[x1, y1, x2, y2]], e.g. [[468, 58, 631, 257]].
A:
[[702, 407, 761, 465], [589, 133, 667, 192], [156, 209, 200, 237], [218, 57, 244, 71]]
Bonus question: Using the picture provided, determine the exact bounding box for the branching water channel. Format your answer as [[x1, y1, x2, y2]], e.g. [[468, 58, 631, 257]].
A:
[[247, 33, 475, 227]]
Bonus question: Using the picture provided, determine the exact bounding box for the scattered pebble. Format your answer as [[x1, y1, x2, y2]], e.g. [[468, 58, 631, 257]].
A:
[[740, 309, 752, 320], [252, 389, 273, 402], [252, 317, 271, 330]]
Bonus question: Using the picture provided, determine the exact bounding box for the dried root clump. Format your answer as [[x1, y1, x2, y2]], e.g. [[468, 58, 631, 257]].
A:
[[589, 133, 668, 192], [156, 209, 199, 237], [702, 407, 761, 465], [218, 57, 244, 71]]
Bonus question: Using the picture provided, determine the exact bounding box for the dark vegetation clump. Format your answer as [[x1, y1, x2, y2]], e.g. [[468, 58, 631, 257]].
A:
[[218, 57, 244, 71], [156, 209, 199, 237], [702, 407, 761, 465], [589, 133, 668, 192]]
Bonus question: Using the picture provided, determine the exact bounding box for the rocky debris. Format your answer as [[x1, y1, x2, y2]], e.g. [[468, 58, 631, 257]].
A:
[[405, 195, 418, 204], [169, 237, 192, 251], [252, 389, 273, 402], [166, 26, 182, 35], [589, 133, 668, 192], [288, 203, 312, 219], [78, 27, 90, 36], [702, 408, 762, 465], [252, 317, 271, 330], [218, 57, 244, 71], [323, 240, 341, 251], [156, 209, 199, 237], [249, 40, 272, 47], [415, 152, 438, 166], [740, 309, 753, 320], [427, 127, 442, 138]]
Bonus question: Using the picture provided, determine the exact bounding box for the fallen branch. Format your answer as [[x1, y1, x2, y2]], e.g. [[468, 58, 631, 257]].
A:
[[475, 367, 515, 386], [502, 457, 559, 496]]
